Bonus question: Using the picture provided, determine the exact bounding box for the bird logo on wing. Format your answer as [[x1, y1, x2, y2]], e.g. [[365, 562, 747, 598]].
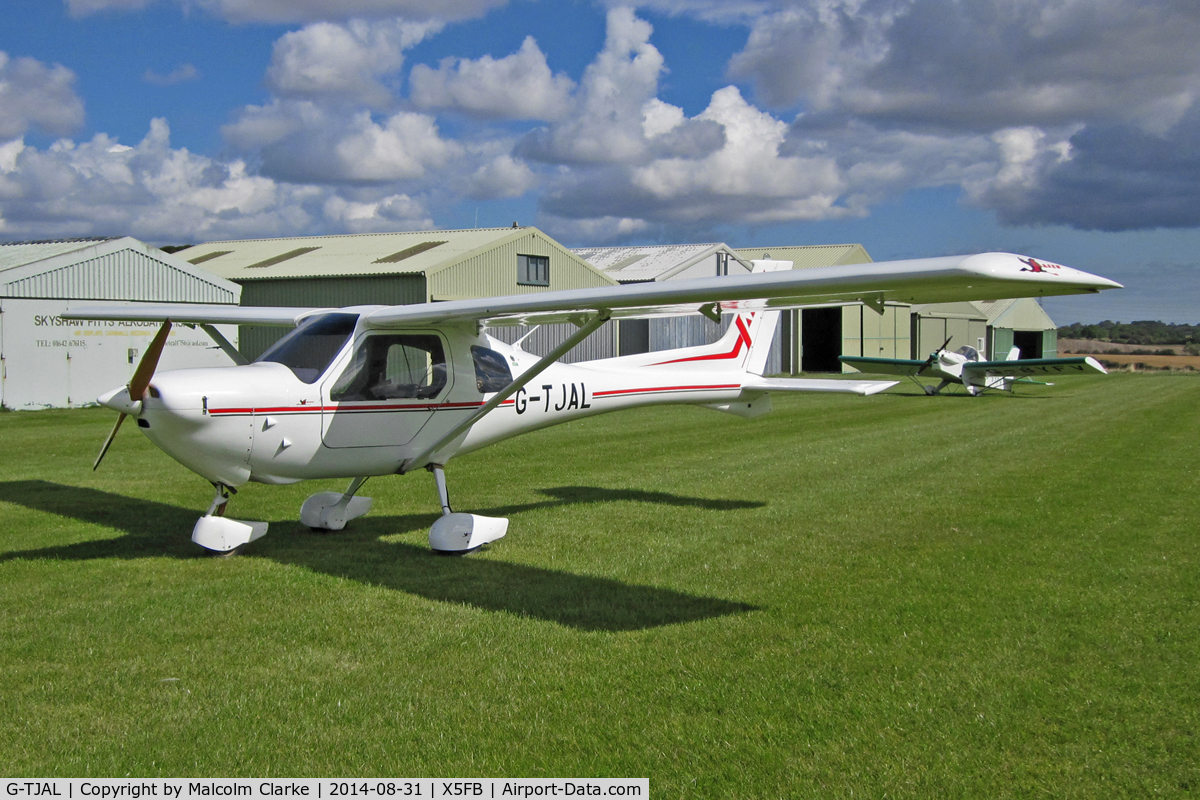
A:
[[1018, 256, 1062, 274]]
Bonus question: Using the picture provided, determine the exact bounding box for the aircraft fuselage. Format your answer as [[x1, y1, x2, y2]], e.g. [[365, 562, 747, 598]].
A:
[[129, 317, 752, 488]]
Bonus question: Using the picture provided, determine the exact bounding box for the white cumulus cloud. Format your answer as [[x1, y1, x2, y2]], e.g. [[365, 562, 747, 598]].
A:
[[267, 19, 441, 108], [463, 154, 537, 199], [410, 36, 574, 120], [0, 118, 442, 241], [518, 7, 668, 164], [0, 52, 85, 140], [224, 100, 461, 185]]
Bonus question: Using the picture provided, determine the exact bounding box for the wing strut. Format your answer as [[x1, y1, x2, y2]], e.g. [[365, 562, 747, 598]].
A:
[[399, 311, 612, 473], [199, 324, 249, 366]]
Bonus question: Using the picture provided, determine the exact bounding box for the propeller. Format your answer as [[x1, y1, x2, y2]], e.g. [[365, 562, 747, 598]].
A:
[[94, 320, 172, 470], [917, 336, 953, 375]]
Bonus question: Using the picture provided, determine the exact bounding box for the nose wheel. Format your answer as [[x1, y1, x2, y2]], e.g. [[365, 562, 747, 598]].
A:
[[300, 476, 373, 531]]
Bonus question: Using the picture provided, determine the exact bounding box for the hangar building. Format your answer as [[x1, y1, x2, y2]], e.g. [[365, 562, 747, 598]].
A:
[[911, 298, 1059, 361], [731, 244, 897, 374], [732, 246, 1063, 373], [0, 237, 241, 410], [573, 243, 754, 357], [176, 227, 618, 360], [576, 242, 897, 374]]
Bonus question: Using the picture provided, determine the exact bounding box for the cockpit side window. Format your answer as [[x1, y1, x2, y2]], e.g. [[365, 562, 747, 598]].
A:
[[956, 345, 980, 360], [331, 334, 447, 401], [255, 313, 359, 384], [471, 346, 513, 393]]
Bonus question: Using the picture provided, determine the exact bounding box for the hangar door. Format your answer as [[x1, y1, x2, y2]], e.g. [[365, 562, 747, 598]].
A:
[[1012, 330, 1044, 359], [801, 307, 843, 373]]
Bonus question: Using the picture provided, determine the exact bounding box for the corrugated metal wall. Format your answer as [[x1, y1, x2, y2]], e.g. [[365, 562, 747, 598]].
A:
[[239, 275, 426, 307], [489, 321, 618, 363], [917, 316, 988, 359], [237, 275, 425, 359], [1043, 329, 1057, 358], [991, 327, 1014, 359], [647, 312, 783, 373], [2, 248, 237, 303], [431, 230, 613, 300], [649, 314, 725, 350], [490, 313, 785, 372], [855, 305, 911, 361]]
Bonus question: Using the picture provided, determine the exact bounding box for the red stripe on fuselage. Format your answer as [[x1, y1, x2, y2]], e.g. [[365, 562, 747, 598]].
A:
[[592, 383, 740, 398], [207, 401, 485, 416], [207, 384, 737, 417]]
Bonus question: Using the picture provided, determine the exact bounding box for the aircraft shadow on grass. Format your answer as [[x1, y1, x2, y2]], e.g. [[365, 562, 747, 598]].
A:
[[0, 480, 760, 632]]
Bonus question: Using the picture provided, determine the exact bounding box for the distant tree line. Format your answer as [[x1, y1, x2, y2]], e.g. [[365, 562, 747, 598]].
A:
[[1058, 320, 1199, 345]]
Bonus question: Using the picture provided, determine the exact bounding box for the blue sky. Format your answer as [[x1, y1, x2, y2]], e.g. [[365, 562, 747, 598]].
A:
[[1, 0, 1198, 323]]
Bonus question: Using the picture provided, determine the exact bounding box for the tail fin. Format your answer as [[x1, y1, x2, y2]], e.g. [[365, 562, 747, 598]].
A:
[[647, 259, 788, 374], [741, 259, 789, 375]]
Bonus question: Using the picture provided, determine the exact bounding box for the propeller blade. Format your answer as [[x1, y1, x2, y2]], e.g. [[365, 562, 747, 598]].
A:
[[918, 336, 953, 374], [129, 320, 172, 401], [94, 413, 127, 471], [93, 320, 171, 471]]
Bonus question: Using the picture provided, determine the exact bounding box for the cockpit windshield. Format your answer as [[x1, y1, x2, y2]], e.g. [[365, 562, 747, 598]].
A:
[[255, 312, 359, 383], [955, 345, 980, 361]]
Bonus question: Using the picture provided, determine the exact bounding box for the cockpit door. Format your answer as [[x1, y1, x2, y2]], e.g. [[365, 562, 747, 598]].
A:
[[320, 332, 454, 448]]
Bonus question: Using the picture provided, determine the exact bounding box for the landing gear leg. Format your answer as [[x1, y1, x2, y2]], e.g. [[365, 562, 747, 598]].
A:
[[192, 483, 269, 553], [426, 463, 508, 554], [924, 379, 951, 396], [300, 477, 373, 530], [430, 464, 453, 516]]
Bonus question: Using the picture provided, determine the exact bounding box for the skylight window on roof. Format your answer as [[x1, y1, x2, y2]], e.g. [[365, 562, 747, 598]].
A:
[[188, 250, 231, 265], [374, 241, 447, 264], [245, 247, 321, 269]]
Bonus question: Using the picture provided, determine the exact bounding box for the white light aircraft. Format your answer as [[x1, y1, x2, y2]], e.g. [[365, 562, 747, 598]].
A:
[[63, 253, 1119, 555], [841, 339, 1108, 395]]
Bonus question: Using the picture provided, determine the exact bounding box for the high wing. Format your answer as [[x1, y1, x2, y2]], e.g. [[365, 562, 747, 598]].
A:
[[60, 304, 323, 326], [63, 251, 1120, 330], [837, 356, 957, 382], [362, 252, 1119, 328], [962, 356, 1108, 379]]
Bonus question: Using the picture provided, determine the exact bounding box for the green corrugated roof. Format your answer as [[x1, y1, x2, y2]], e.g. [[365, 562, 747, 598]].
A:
[[730, 243, 872, 269], [913, 298, 1056, 329], [179, 228, 540, 280]]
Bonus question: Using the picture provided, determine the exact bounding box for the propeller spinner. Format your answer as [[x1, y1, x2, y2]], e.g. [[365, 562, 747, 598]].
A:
[[917, 336, 953, 375], [93, 320, 172, 470]]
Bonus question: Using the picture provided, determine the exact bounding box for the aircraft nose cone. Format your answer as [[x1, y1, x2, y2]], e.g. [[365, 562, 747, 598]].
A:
[[98, 385, 143, 416]]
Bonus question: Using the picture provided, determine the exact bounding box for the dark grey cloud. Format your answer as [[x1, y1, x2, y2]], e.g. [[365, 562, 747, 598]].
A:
[[726, 0, 1200, 232], [983, 110, 1200, 230], [68, 0, 509, 24], [648, 119, 726, 159], [731, 0, 1200, 133]]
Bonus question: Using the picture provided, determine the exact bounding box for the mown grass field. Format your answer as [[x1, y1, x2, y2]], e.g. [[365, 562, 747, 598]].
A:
[[1, 373, 1197, 797]]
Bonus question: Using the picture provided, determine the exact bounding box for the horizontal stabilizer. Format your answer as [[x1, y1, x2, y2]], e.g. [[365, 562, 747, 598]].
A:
[[839, 356, 953, 380], [746, 377, 898, 396]]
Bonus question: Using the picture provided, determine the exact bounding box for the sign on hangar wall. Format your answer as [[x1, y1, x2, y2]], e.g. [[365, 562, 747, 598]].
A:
[[1, 299, 237, 410], [0, 237, 243, 410]]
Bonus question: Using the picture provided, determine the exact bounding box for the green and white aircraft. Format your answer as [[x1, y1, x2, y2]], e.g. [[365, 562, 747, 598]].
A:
[[841, 338, 1107, 396]]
